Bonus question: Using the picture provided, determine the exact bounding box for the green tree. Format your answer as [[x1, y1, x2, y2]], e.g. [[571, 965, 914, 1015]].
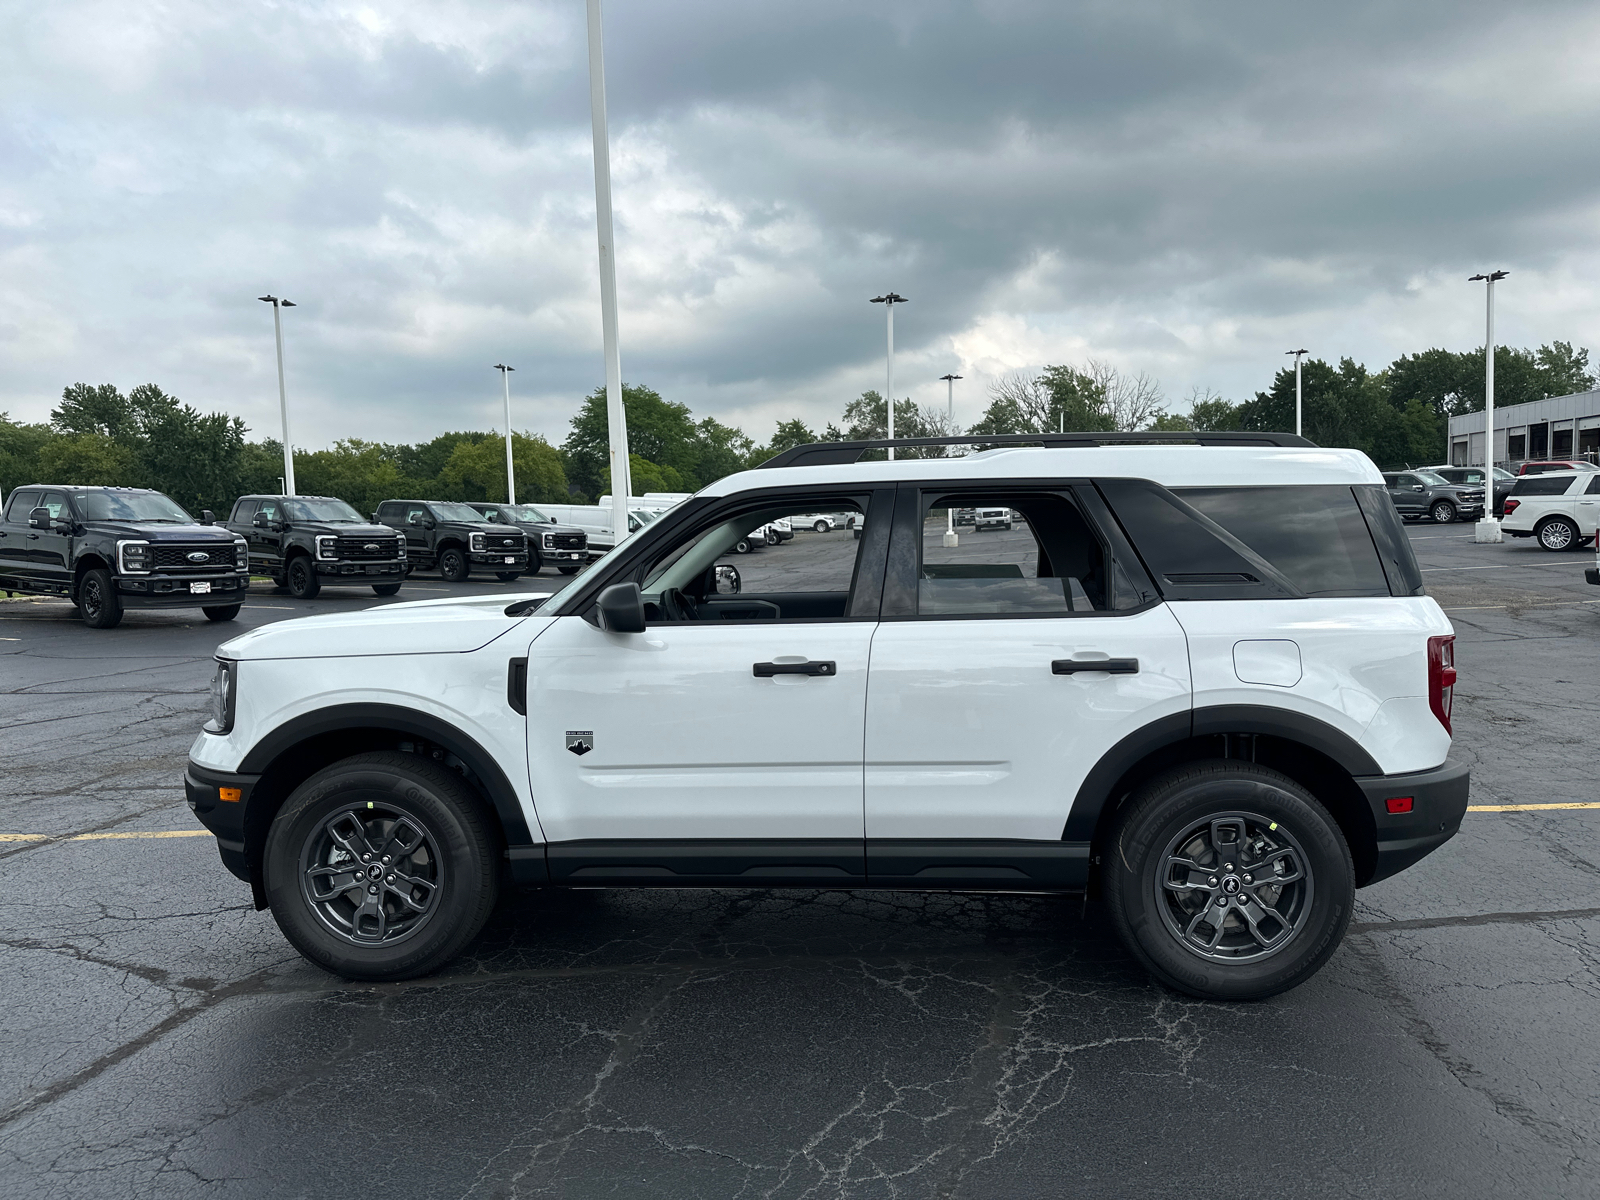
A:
[[602, 453, 685, 496], [0, 413, 54, 497], [749, 418, 818, 466], [1147, 411, 1192, 431], [437, 433, 569, 504], [563, 384, 700, 497], [35, 433, 136, 488]]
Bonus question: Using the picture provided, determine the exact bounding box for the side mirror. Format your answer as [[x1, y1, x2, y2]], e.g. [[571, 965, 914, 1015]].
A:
[[253, 512, 270, 528], [1412, 485, 1425, 492], [200, 509, 215, 525], [28, 507, 49, 530], [714, 563, 741, 595], [595, 582, 646, 633], [52, 517, 74, 534]]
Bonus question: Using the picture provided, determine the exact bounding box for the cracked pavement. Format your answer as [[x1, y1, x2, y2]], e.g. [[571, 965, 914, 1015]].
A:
[[1, 533, 1598, 1198]]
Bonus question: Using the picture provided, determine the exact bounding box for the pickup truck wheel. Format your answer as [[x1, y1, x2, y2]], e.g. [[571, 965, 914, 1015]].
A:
[[525, 550, 543, 576], [263, 752, 501, 981], [286, 555, 320, 599], [78, 568, 123, 629], [558, 565, 580, 575], [1536, 517, 1579, 551], [495, 571, 520, 582], [1104, 760, 1353, 1001], [202, 605, 240, 622], [1430, 500, 1456, 524], [438, 547, 469, 582], [372, 583, 402, 596]]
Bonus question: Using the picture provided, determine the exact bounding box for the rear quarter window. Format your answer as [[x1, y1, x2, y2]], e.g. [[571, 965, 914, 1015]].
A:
[[1510, 476, 1579, 497]]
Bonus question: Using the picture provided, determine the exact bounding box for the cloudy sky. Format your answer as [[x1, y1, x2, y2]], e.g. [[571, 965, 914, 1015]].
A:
[[4, 0, 1600, 450]]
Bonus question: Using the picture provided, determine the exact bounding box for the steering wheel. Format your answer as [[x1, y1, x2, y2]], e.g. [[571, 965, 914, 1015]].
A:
[[659, 587, 699, 623]]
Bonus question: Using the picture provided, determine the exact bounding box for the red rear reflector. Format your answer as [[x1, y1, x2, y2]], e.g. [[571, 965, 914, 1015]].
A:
[[219, 787, 242, 803], [1427, 635, 1456, 734], [1386, 797, 1414, 814]]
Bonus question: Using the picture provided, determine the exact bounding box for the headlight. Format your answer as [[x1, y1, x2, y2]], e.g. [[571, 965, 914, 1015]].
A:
[[542, 533, 557, 549], [117, 540, 152, 574], [233, 538, 248, 569], [470, 533, 486, 551], [315, 535, 338, 561], [205, 658, 236, 734], [395, 540, 406, 558]]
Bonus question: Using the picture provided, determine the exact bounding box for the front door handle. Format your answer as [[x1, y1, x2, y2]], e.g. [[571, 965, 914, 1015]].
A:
[[753, 660, 836, 677], [1052, 657, 1139, 675], [27, 533, 40, 540]]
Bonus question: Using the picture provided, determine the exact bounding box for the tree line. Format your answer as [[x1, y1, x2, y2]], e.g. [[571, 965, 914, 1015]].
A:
[[3, 340, 1591, 518]]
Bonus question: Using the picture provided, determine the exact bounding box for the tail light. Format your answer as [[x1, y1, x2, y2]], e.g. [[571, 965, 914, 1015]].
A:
[[1502, 498, 1520, 515], [1428, 635, 1456, 734]]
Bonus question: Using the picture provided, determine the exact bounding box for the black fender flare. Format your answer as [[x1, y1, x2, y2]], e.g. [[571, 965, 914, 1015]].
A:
[[1063, 704, 1382, 843], [238, 702, 535, 847]]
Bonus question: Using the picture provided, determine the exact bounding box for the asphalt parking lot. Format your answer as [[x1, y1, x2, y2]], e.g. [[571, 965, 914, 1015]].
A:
[[2, 524, 1598, 1198]]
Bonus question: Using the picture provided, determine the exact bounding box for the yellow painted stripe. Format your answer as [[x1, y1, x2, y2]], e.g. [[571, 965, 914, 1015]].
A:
[[0, 830, 212, 842], [1468, 803, 1600, 812]]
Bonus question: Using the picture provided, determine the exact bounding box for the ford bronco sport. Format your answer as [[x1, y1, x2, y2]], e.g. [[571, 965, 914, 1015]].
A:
[[186, 432, 1469, 1001]]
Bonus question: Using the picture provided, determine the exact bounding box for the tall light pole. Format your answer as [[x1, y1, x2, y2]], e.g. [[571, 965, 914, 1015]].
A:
[[1286, 349, 1307, 437], [1469, 270, 1508, 543], [494, 364, 516, 505], [586, 0, 632, 540], [939, 373, 962, 548], [258, 295, 297, 496], [870, 294, 907, 459]]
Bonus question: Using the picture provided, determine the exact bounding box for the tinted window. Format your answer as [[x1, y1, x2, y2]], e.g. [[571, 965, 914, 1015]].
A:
[[1510, 476, 1578, 497], [75, 492, 191, 522], [1177, 487, 1391, 598], [6, 490, 41, 521], [1588, 477, 1600, 495], [257, 499, 281, 522], [376, 502, 402, 519], [40, 492, 69, 520], [429, 502, 488, 523], [283, 498, 364, 522], [231, 499, 258, 522]]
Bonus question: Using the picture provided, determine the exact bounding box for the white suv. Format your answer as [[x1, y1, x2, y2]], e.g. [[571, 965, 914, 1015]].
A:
[[186, 433, 1469, 1001], [1501, 470, 1600, 551]]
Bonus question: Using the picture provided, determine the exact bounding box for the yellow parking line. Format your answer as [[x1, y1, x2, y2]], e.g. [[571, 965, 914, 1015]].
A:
[[1468, 803, 1600, 812], [0, 830, 212, 842]]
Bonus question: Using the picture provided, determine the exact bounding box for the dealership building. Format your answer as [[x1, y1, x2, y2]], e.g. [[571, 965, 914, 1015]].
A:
[[1447, 389, 1600, 468]]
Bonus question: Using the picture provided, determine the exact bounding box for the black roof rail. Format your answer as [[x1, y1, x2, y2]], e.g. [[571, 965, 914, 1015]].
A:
[[758, 431, 1317, 469]]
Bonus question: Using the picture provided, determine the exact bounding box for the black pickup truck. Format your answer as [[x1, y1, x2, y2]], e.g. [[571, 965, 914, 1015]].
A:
[[374, 499, 528, 582], [465, 502, 587, 575], [0, 485, 247, 628], [225, 495, 407, 600]]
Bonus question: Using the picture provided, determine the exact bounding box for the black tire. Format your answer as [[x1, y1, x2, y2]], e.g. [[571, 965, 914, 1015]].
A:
[[525, 550, 543, 576], [495, 571, 520, 582], [263, 752, 501, 981], [558, 565, 580, 575], [286, 554, 320, 599], [1104, 761, 1354, 1001], [438, 546, 469, 582], [734, 538, 752, 554], [372, 583, 402, 597], [1536, 517, 1580, 552], [78, 568, 123, 629], [1430, 500, 1456, 524], [202, 605, 240, 622]]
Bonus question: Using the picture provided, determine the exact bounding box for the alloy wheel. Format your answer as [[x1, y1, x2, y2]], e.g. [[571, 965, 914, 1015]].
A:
[[1155, 811, 1315, 964], [298, 803, 444, 946], [82, 577, 103, 620], [1539, 520, 1576, 551], [1431, 501, 1455, 523]]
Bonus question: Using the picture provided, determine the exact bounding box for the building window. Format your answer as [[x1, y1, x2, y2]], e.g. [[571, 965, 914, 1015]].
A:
[[1508, 432, 1527, 461]]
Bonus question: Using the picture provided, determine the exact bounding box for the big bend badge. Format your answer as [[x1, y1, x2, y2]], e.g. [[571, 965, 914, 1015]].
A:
[[565, 731, 594, 757]]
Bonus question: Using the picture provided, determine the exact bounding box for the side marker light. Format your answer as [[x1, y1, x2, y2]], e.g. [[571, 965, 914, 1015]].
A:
[[1386, 797, 1414, 814], [218, 788, 241, 803]]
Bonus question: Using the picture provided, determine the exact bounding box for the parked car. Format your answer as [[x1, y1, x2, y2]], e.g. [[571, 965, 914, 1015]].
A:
[[954, 507, 976, 527], [187, 431, 1467, 1001], [794, 513, 838, 532], [1380, 471, 1484, 523], [0, 485, 247, 628], [374, 500, 527, 582], [534, 504, 661, 556], [1423, 466, 1515, 517], [1517, 460, 1599, 476], [974, 506, 1014, 531], [465, 503, 587, 575], [227, 495, 405, 600], [1501, 471, 1600, 550]]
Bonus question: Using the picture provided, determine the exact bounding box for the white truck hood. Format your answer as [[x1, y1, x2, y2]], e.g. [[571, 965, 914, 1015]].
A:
[[217, 592, 554, 660]]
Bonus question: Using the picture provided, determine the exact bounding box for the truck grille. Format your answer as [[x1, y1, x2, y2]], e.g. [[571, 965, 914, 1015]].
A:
[[487, 534, 524, 551], [334, 537, 403, 561], [546, 533, 585, 550], [152, 544, 235, 572]]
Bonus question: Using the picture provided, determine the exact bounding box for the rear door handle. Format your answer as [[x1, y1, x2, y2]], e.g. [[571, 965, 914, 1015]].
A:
[[753, 660, 836, 677], [1052, 657, 1139, 675]]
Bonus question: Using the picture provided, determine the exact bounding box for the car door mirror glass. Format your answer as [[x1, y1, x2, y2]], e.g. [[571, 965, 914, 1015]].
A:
[[595, 582, 646, 633], [253, 512, 270, 528], [714, 563, 741, 594], [28, 507, 49, 530]]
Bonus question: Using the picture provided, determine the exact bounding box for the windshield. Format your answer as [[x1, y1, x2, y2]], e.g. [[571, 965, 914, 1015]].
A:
[[506, 505, 552, 522], [1493, 467, 1514, 480], [1414, 471, 1447, 485], [283, 498, 365, 523], [429, 502, 492, 523], [75, 491, 192, 523]]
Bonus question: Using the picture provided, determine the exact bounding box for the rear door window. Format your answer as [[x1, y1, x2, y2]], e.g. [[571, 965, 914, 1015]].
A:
[[1510, 476, 1579, 497], [1588, 477, 1600, 495]]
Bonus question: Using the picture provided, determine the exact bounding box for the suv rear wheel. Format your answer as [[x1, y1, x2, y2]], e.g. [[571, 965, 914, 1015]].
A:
[[286, 554, 321, 599], [1105, 761, 1353, 1001], [263, 752, 501, 980], [78, 567, 123, 629], [1429, 500, 1456, 523], [1536, 516, 1579, 551], [438, 547, 469, 582]]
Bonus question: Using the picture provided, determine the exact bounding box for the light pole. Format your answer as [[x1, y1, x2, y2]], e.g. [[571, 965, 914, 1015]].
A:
[[258, 295, 298, 496], [939, 373, 962, 547], [1286, 349, 1307, 437], [586, 0, 632, 541], [870, 294, 907, 459], [1469, 270, 1508, 543], [494, 364, 516, 505]]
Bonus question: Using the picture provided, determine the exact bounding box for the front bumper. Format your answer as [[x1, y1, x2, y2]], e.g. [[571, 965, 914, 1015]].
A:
[[535, 547, 586, 563], [315, 559, 406, 578], [185, 760, 260, 890], [470, 551, 529, 568], [117, 572, 249, 606], [1356, 759, 1470, 885]]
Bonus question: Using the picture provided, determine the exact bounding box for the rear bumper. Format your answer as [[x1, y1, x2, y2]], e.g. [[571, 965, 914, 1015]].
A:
[[1356, 760, 1471, 885], [185, 760, 259, 885], [117, 573, 249, 606]]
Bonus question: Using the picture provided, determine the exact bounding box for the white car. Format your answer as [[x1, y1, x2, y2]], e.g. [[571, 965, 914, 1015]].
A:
[[974, 506, 1013, 531], [188, 433, 1468, 1001], [1500, 470, 1600, 551]]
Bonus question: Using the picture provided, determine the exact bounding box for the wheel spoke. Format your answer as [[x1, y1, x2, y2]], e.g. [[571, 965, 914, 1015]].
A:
[[349, 891, 388, 941], [1247, 845, 1304, 887], [383, 869, 436, 912], [1209, 818, 1247, 869], [300, 803, 444, 946], [1235, 894, 1291, 948], [326, 813, 376, 861], [378, 818, 425, 860]]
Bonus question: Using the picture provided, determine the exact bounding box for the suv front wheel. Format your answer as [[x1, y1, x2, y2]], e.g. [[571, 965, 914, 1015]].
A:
[[1105, 761, 1354, 1001], [263, 752, 501, 980]]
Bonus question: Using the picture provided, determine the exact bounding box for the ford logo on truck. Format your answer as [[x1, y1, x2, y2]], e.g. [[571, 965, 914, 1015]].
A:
[[364, 543, 379, 551], [186, 551, 210, 563]]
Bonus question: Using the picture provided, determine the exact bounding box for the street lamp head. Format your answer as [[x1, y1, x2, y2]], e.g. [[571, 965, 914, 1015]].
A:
[[939, 373, 963, 382], [494, 363, 514, 372], [1286, 348, 1307, 357], [870, 293, 908, 305], [1468, 271, 1509, 282], [257, 295, 276, 304], [281, 299, 296, 307]]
